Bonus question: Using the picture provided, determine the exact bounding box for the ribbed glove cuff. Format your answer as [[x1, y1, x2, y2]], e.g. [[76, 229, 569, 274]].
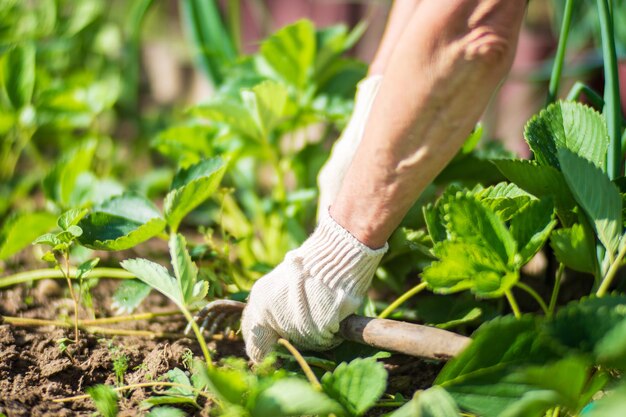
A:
[[299, 210, 388, 296]]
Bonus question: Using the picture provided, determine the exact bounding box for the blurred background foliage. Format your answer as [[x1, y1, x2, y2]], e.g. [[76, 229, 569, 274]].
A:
[[0, 0, 625, 300]]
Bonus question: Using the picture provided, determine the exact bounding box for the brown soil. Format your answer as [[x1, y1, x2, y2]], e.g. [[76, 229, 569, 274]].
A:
[[0, 278, 440, 416]]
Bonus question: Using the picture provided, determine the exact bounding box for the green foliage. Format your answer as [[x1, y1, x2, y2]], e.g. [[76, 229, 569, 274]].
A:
[[1, 42, 35, 109], [386, 387, 460, 417], [164, 158, 226, 232], [252, 378, 342, 417], [550, 224, 597, 274], [42, 139, 97, 209], [121, 233, 207, 310], [0, 211, 56, 260], [423, 193, 527, 298], [180, 0, 236, 87], [141, 367, 198, 410], [86, 384, 118, 417], [545, 295, 626, 370], [79, 193, 166, 251], [525, 101, 609, 170], [558, 148, 622, 256], [321, 357, 387, 416]]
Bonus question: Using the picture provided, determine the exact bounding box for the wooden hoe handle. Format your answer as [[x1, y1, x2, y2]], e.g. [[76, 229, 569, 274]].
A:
[[339, 315, 471, 360]]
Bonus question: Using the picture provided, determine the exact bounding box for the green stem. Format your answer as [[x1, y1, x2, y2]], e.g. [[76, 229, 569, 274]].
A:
[[566, 82, 605, 108], [597, 0, 623, 179], [0, 267, 135, 288], [547, 0, 574, 104], [549, 264, 564, 316], [52, 381, 212, 403], [181, 308, 213, 367], [515, 282, 549, 315], [278, 338, 322, 391], [227, 0, 242, 54], [596, 241, 626, 297], [2, 316, 184, 339], [378, 281, 428, 319], [505, 289, 522, 319]]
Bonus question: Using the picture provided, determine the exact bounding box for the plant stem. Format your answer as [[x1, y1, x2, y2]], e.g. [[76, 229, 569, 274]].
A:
[[596, 0, 623, 179], [566, 82, 605, 108], [227, 0, 241, 54], [596, 241, 626, 297], [80, 310, 184, 325], [52, 381, 212, 403], [181, 308, 213, 367], [277, 338, 322, 391], [515, 282, 549, 315], [505, 289, 522, 319], [547, 0, 574, 104], [0, 267, 135, 288], [378, 281, 428, 319], [63, 251, 80, 343], [549, 264, 564, 316], [2, 316, 185, 338]]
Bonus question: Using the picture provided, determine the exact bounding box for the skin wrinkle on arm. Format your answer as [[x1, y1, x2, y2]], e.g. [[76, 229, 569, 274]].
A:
[[331, 0, 527, 249]]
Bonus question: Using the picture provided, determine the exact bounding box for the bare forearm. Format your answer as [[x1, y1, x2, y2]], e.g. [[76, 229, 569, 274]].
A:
[[369, 0, 421, 75], [332, 0, 527, 248]]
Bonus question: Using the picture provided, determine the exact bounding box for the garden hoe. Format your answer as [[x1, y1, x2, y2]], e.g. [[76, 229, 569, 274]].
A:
[[187, 300, 471, 360]]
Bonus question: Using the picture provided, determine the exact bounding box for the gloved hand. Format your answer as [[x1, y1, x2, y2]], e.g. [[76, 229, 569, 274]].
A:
[[317, 75, 382, 216], [241, 210, 387, 362]]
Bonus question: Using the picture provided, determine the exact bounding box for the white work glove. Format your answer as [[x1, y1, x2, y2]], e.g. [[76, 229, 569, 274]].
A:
[[241, 210, 388, 363], [317, 75, 382, 216]]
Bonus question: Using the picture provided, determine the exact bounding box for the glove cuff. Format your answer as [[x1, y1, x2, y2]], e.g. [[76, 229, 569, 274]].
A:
[[300, 209, 388, 296]]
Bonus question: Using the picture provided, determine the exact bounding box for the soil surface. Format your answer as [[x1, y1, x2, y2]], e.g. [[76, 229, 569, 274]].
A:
[[0, 278, 441, 416]]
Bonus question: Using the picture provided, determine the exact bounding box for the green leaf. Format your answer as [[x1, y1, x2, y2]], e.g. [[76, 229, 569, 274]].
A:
[[545, 295, 626, 369], [33, 233, 61, 247], [111, 280, 152, 315], [387, 387, 460, 417], [424, 241, 518, 298], [43, 139, 97, 208], [192, 100, 259, 140], [524, 101, 609, 170], [193, 363, 251, 406], [492, 159, 576, 216], [437, 315, 554, 386], [120, 258, 184, 309], [78, 193, 166, 251], [180, 0, 236, 86], [443, 193, 517, 266], [252, 378, 342, 417], [499, 357, 606, 417], [164, 158, 226, 232], [550, 224, 596, 274], [321, 358, 387, 416], [476, 182, 535, 221], [241, 80, 288, 138], [169, 233, 200, 305], [0, 212, 56, 260], [558, 149, 622, 255], [437, 316, 559, 417], [86, 384, 118, 417], [77, 258, 99, 280], [146, 406, 187, 417], [423, 202, 447, 244], [593, 319, 626, 371], [58, 208, 89, 230], [510, 198, 557, 265], [258, 20, 316, 88], [1, 42, 35, 109]]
